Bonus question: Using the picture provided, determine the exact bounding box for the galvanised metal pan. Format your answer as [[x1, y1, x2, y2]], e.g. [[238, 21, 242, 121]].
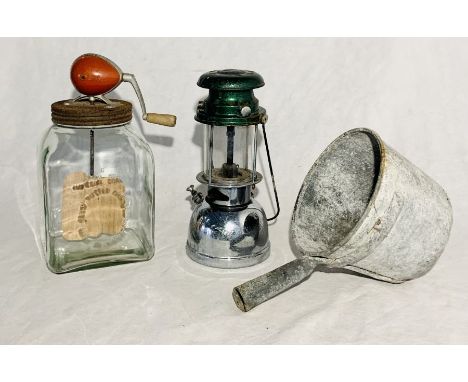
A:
[[233, 128, 453, 312]]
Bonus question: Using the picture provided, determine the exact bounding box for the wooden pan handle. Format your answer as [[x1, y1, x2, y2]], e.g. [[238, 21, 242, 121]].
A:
[[145, 113, 177, 127]]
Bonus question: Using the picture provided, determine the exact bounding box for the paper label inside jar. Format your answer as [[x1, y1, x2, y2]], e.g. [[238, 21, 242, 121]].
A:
[[61, 171, 126, 241]]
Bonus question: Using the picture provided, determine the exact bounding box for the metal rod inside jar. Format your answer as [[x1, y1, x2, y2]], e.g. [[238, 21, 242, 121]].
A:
[[89, 129, 95, 176]]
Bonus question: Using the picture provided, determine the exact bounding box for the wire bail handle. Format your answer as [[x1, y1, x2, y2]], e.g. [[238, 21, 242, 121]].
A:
[[260, 117, 280, 221]]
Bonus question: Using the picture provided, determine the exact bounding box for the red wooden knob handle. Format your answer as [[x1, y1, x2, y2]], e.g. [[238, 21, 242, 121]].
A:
[[70, 54, 122, 96]]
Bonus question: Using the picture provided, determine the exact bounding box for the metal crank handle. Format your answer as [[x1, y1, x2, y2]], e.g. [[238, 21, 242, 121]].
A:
[[232, 257, 317, 312], [122, 73, 177, 127], [69, 55, 177, 126]]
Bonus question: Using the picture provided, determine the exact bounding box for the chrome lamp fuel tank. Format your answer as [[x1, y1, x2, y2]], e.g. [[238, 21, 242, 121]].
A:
[[186, 69, 279, 269]]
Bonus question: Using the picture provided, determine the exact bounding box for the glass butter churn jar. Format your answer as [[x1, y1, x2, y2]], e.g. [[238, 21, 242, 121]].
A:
[[40, 53, 176, 273]]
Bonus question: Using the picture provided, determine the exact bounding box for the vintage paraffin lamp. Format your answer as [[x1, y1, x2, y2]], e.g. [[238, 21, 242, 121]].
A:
[[186, 69, 279, 268]]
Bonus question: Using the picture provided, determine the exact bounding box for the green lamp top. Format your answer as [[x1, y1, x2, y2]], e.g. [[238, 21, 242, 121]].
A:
[[195, 69, 267, 126], [197, 69, 265, 90]]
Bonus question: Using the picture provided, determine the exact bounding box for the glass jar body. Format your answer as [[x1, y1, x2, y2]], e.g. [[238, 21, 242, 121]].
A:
[[39, 122, 155, 273]]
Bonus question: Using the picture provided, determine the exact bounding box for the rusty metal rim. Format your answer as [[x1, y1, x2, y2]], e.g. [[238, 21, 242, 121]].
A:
[[196, 170, 263, 188], [54, 122, 130, 129]]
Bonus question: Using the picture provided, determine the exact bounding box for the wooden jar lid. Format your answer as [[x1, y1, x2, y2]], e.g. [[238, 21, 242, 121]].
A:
[[51, 99, 132, 127]]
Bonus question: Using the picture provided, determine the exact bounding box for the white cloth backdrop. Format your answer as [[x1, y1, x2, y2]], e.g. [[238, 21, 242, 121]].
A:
[[0, 38, 467, 344]]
